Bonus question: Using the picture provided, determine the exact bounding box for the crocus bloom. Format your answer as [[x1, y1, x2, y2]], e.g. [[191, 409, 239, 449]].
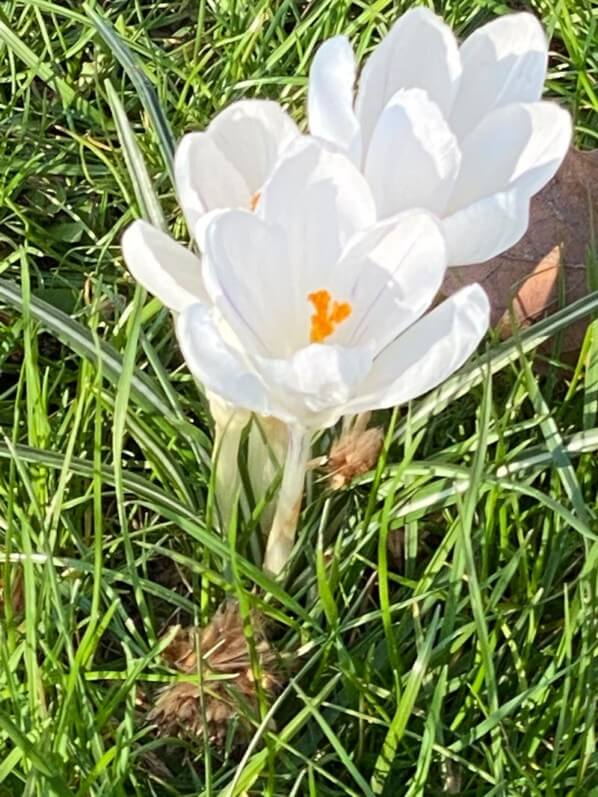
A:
[[121, 97, 300, 311], [176, 140, 490, 573], [175, 99, 300, 241], [121, 215, 284, 533], [122, 99, 300, 528], [308, 8, 572, 266]]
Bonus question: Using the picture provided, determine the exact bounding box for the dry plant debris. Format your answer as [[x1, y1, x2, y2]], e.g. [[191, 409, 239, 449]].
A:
[[148, 600, 280, 745]]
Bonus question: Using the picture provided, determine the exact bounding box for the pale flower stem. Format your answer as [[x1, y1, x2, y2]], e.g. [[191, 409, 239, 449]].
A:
[[263, 425, 311, 576], [353, 410, 372, 434], [341, 414, 355, 434], [248, 417, 289, 532], [213, 420, 244, 532], [342, 410, 371, 435], [208, 396, 249, 532]]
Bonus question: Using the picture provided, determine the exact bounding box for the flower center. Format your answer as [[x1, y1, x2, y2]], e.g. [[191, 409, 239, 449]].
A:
[[249, 191, 261, 211], [308, 289, 352, 343]]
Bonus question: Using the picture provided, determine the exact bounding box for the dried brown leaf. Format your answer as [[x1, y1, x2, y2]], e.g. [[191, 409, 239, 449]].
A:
[[327, 426, 385, 489], [149, 601, 281, 745]]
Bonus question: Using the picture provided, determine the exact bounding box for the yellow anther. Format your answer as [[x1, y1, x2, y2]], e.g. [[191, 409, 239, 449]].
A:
[[249, 191, 261, 211], [308, 289, 352, 343]]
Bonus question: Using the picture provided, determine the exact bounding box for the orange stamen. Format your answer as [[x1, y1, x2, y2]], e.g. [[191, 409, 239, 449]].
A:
[[249, 191, 261, 211], [308, 289, 352, 343]]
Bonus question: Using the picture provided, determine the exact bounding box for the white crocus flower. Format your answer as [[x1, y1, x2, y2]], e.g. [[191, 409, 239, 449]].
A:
[[120, 220, 250, 530], [123, 99, 300, 528], [175, 99, 300, 243], [308, 8, 572, 266], [176, 140, 490, 574], [121, 221, 288, 532], [121, 99, 300, 530]]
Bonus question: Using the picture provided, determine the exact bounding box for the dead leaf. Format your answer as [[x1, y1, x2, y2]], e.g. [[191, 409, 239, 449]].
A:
[[326, 426, 384, 489], [387, 528, 405, 567], [149, 601, 281, 745], [442, 147, 598, 356]]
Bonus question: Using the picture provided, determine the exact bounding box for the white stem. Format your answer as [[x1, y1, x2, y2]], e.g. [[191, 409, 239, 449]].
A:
[[263, 426, 311, 576], [213, 420, 244, 532], [353, 410, 372, 434], [341, 410, 371, 435], [209, 396, 250, 533], [248, 417, 288, 532], [341, 414, 355, 434]]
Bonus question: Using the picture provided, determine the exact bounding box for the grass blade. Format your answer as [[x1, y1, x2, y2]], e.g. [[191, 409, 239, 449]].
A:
[[0, 278, 208, 448], [396, 290, 598, 441], [371, 608, 441, 794], [0, 12, 101, 124], [84, 4, 176, 183], [105, 79, 166, 230]]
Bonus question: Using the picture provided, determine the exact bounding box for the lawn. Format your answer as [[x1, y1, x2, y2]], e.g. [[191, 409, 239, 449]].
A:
[[0, 0, 597, 795]]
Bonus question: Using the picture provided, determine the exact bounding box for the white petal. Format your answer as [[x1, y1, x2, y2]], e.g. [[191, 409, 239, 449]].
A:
[[194, 208, 227, 252], [442, 188, 530, 266], [254, 343, 372, 423], [346, 285, 489, 412], [364, 88, 461, 217], [208, 394, 251, 431], [177, 303, 272, 417], [121, 220, 207, 312], [449, 101, 572, 211], [332, 211, 447, 352], [174, 132, 249, 231], [257, 138, 376, 289], [308, 36, 361, 162], [450, 13, 548, 140], [355, 7, 461, 151], [208, 99, 300, 193], [202, 210, 298, 357], [179, 303, 370, 427]]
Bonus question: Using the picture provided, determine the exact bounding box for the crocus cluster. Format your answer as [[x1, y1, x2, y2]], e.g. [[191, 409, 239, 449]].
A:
[[121, 9, 571, 575]]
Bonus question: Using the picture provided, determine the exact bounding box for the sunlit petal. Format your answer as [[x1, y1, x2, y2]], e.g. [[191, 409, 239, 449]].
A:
[[121, 220, 207, 312]]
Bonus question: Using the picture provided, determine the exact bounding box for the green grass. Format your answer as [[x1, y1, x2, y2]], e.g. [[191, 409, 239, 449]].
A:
[[1, 0, 598, 794]]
